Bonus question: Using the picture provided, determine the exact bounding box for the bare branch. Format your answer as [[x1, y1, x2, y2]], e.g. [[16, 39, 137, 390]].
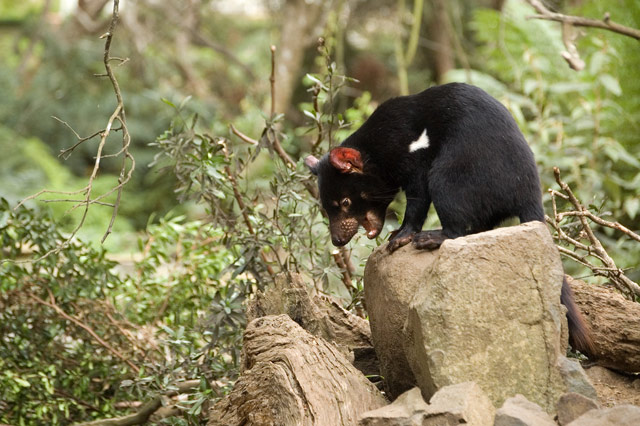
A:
[[525, 0, 640, 41], [270, 45, 277, 119], [14, 0, 134, 257], [265, 45, 296, 169], [229, 123, 258, 145], [547, 167, 640, 298]]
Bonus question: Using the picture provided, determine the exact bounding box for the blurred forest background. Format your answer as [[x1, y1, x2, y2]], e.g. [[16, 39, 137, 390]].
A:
[[1, 0, 639, 424]]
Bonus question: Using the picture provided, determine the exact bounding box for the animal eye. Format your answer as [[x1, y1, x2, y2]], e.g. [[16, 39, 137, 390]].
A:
[[341, 198, 351, 208]]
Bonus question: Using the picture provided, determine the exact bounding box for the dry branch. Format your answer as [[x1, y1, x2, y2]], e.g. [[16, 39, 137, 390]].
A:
[[14, 0, 134, 259], [208, 315, 386, 425], [525, 0, 640, 41], [569, 277, 640, 372], [29, 288, 140, 373], [546, 167, 640, 298]]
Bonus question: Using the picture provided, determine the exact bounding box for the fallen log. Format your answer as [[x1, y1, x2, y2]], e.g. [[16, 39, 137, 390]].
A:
[[568, 276, 640, 372], [247, 273, 379, 378], [208, 315, 386, 426]]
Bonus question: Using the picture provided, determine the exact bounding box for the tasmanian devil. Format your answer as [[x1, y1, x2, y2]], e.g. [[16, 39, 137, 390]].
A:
[[305, 82, 594, 354]]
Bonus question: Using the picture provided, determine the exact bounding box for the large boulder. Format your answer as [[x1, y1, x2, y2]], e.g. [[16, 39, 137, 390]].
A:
[[364, 221, 594, 411]]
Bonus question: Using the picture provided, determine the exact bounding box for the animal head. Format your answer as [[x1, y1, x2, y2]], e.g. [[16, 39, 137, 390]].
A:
[[305, 147, 396, 246]]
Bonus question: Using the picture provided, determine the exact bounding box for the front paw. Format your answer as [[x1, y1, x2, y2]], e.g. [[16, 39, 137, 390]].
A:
[[387, 229, 415, 253], [412, 230, 447, 251]]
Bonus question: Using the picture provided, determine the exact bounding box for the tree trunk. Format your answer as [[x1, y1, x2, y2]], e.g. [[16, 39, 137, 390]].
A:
[[247, 273, 380, 379]]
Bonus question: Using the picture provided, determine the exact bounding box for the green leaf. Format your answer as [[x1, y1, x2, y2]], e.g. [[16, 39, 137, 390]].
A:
[[598, 74, 622, 96], [14, 377, 31, 388], [624, 198, 640, 220], [161, 98, 177, 108], [179, 96, 193, 109]]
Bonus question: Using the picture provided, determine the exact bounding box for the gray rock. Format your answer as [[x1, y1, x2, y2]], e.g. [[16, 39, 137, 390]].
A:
[[359, 387, 429, 426], [557, 357, 598, 400], [556, 392, 599, 426], [567, 404, 640, 426], [424, 382, 495, 426], [359, 382, 495, 426], [494, 394, 556, 426]]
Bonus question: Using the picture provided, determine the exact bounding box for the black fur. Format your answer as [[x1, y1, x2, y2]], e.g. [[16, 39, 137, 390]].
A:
[[307, 83, 594, 354]]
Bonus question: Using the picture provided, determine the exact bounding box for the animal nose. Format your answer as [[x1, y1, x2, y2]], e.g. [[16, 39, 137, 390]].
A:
[[332, 236, 347, 246]]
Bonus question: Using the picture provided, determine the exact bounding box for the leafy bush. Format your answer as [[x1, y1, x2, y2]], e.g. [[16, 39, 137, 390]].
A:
[[1, 199, 130, 424]]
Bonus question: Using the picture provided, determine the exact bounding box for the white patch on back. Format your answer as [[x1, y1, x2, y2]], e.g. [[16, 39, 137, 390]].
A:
[[409, 129, 430, 152]]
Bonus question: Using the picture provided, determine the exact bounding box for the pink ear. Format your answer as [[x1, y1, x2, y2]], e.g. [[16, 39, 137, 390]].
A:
[[329, 147, 364, 174]]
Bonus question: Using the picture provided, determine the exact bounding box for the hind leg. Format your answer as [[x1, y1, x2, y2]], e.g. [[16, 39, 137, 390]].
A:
[[518, 202, 545, 224]]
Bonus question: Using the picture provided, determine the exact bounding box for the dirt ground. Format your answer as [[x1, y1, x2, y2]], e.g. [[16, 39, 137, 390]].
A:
[[585, 365, 640, 407]]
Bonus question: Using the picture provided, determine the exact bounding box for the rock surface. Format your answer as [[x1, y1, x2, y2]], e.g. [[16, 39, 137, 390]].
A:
[[358, 387, 429, 426], [404, 222, 571, 411], [424, 381, 495, 425], [208, 315, 386, 426], [364, 245, 437, 398], [558, 357, 598, 400], [569, 276, 640, 372], [494, 394, 556, 426]]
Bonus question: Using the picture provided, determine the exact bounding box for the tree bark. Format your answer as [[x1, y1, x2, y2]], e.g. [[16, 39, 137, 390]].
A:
[[208, 315, 387, 426]]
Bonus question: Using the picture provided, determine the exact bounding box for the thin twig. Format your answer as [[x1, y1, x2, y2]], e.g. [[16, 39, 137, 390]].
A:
[[270, 45, 276, 118], [73, 380, 200, 426], [266, 45, 296, 169], [229, 123, 258, 145], [219, 138, 275, 277], [557, 210, 640, 243]]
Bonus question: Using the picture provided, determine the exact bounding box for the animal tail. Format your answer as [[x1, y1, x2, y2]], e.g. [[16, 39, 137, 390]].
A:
[[561, 276, 596, 356]]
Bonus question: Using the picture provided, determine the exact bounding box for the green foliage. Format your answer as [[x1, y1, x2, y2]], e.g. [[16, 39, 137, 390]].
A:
[[0, 125, 136, 249]]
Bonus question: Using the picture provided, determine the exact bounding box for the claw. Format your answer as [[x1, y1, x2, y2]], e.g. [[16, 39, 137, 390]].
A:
[[387, 233, 414, 252]]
